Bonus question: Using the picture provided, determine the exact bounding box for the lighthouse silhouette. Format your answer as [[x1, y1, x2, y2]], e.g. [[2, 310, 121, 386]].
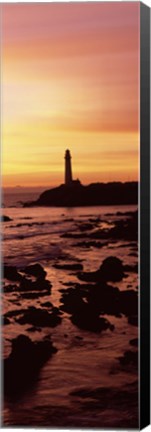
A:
[[65, 149, 72, 185]]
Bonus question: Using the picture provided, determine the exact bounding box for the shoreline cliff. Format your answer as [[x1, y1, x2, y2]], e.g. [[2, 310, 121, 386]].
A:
[[23, 181, 138, 207]]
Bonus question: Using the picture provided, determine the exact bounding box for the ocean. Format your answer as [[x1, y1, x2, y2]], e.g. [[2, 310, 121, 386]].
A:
[[1, 190, 138, 428]]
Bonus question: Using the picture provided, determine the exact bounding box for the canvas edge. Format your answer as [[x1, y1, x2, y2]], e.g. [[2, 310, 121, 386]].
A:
[[140, 2, 150, 429]]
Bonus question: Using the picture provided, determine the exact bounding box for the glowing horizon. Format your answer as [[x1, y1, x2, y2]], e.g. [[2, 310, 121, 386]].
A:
[[2, 3, 140, 188]]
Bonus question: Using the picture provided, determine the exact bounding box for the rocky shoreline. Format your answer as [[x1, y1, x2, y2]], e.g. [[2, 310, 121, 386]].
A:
[[2, 207, 138, 427], [3, 253, 138, 398]]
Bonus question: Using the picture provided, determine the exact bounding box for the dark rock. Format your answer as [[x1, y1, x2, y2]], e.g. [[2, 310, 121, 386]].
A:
[[76, 223, 94, 232], [128, 315, 138, 326], [115, 211, 133, 216], [1, 215, 12, 222], [78, 256, 125, 283], [3, 316, 10, 325], [92, 286, 138, 318], [63, 218, 74, 222], [5, 309, 26, 318], [53, 306, 62, 315], [120, 290, 138, 316], [118, 350, 138, 367], [73, 241, 104, 249], [88, 217, 101, 223], [60, 295, 115, 333], [4, 334, 57, 397], [4, 284, 17, 293], [19, 276, 51, 292], [130, 338, 138, 347], [77, 270, 101, 283], [20, 291, 49, 299], [4, 266, 22, 282], [124, 264, 138, 273], [71, 307, 114, 333], [99, 256, 125, 282], [16, 222, 44, 228], [21, 263, 46, 279], [61, 232, 86, 239], [20, 217, 33, 220], [53, 263, 83, 271], [27, 326, 42, 332], [86, 282, 123, 317], [87, 212, 138, 242], [109, 211, 138, 241], [60, 280, 137, 320], [89, 229, 106, 240], [42, 301, 53, 308], [16, 306, 62, 328], [91, 284, 136, 318], [61, 282, 73, 287], [60, 289, 84, 314]]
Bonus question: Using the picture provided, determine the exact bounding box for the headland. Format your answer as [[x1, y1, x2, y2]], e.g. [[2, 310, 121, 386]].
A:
[[23, 181, 138, 207], [23, 150, 138, 207]]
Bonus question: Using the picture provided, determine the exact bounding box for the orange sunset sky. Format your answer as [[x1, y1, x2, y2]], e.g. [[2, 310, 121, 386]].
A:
[[2, 2, 140, 188]]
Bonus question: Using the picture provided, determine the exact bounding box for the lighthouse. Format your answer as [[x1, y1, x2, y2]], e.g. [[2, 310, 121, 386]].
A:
[[65, 149, 72, 185]]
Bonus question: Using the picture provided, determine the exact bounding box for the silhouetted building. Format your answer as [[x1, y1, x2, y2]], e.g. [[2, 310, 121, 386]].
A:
[[64, 149, 81, 187], [65, 149, 72, 185]]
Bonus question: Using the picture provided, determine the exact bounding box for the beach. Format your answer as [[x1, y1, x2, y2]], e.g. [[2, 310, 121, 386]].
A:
[[2, 191, 138, 427]]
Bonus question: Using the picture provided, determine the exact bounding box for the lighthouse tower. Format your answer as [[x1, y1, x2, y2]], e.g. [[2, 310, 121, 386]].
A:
[[65, 149, 72, 185]]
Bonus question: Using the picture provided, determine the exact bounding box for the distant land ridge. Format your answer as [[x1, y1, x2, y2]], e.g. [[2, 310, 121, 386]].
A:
[[23, 181, 138, 207]]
